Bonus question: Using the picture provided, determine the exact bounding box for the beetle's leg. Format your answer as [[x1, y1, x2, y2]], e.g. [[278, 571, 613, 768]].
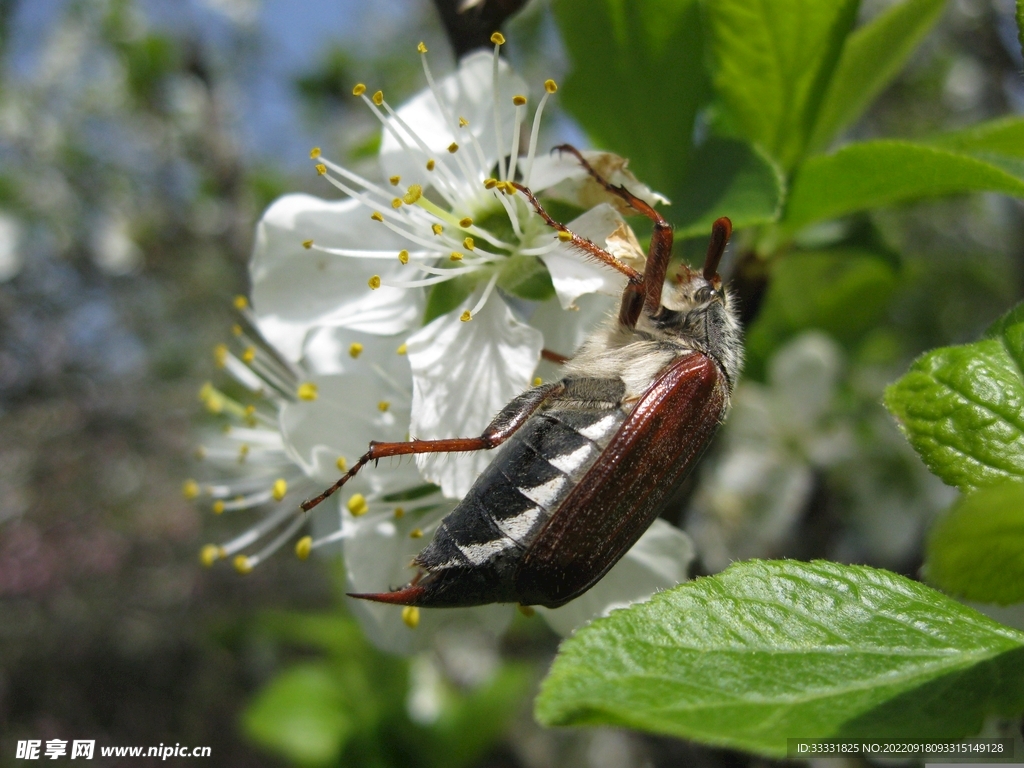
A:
[[541, 348, 569, 365], [552, 144, 673, 313], [511, 181, 646, 329], [510, 182, 641, 283], [300, 381, 566, 513]]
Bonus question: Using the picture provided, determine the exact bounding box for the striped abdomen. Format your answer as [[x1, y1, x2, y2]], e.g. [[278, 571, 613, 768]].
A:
[[409, 399, 626, 606]]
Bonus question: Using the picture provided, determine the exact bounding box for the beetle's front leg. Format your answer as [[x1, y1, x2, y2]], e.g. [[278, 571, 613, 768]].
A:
[[300, 382, 566, 513]]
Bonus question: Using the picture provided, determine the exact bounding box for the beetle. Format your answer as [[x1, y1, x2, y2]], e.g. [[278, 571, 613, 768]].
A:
[[300, 145, 742, 609]]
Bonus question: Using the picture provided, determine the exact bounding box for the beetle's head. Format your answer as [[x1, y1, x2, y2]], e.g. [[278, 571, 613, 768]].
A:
[[658, 215, 732, 316], [643, 217, 743, 388]]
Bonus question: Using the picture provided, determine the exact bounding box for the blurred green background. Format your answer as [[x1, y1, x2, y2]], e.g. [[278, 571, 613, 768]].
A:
[[0, 0, 1022, 765]]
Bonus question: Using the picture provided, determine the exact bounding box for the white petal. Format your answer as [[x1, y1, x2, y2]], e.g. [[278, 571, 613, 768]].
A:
[[279, 359, 419, 491], [342, 504, 513, 655], [536, 519, 695, 637], [528, 150, 670, 209], [380, 51, 527, 196], [251, 194, 422, 361], [539, 203, 628, 309], [406, 296, 543, 498], [528, 292, 615, 377]]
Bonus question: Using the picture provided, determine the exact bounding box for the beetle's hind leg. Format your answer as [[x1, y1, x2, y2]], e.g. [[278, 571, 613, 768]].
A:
[[300, 381, 566, 514]]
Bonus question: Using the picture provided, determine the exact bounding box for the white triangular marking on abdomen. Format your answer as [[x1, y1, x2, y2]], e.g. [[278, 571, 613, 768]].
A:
[[578, 413, 619, 442], [494, 506, 543, 542], [458, 537, 517, 565], [548, 443, 594, 475], [517, 475, 567, 509]]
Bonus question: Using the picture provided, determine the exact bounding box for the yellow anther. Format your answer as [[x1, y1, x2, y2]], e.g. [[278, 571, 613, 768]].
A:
[[233, 295, 248, 310], [558, 229, 573, 242], [402, 606, 420, 628], [200, 544, 223, 567], [315, 163, 327, 175], [431, 223, 443, 235], [417, 41, 428, 54], [200, 383, 224, 414], [336, 456, 348, 472], [389, 175, 401, 186], [391, 198, 403, 209], [512, 94, 527, 106], [378, 400, 390, 412], [183, 479, 200, 500], [398, 250, 409, 265], [459, 217, 473, 228], [460, 310, 472, 322], [403, 184, 423, 204], [396, 343, 407, 355], [302, 239, 314, 249], [231, 324, 242, 336], [295, 536, 312, 560], [195, 446, 207, 460], [297, 381, 319, 401], [233, 555, 253, 575], [349, 342, 363, 358], [426, 159, 435, 171], [458, 116, 468, 127], [544, 79, 558, 94], [533, 377, 543, 386], [347, 493, 369, 516], [370, 211, 384, 222], [272, 478, 288, 501], [368, 275, 382, 290], [214, 344, 227, 368], [372, 90, 384, 106], [502, 181, 517, 195], [463, 237, 475, 250], [394, 506, 405, 519], [490, 32, 505, 45], [213, 500, 225, 515], [410, 527, 424, 538], [238, 443, 250, 461], [242, 346, 255, 364], [245, 404, 256, 415], [518, 604, 536, 617], [450, 251, 463, 261], [352, 83, 366, 96], [448, 142, 459, 153], [484, 178, 498, 189], [309, 146, 321, 159]]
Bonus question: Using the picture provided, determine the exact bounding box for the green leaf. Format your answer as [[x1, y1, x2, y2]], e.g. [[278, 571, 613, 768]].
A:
[[705, 0, 859, 170], [745, 248, 899, 380], [884, 302, 1024, 491], [808, 0, 946, 152], [673, 138, 785, 237], [927, 116, 1024, 160], [926, 482, 1024, 605], [783, 141, 1024, 231], [497, 255, 555, 301], [242, 663, 351, 767], [553, 0, 709, 193], [536, 560, 1024, 757]]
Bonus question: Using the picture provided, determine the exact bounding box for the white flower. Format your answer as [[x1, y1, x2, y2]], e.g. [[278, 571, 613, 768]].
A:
[[193, 40, 697, 653], [250, 39, 663, 498]]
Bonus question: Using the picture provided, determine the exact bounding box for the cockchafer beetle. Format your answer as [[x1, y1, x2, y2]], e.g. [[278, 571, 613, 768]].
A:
[[300, 146, 742, 609]]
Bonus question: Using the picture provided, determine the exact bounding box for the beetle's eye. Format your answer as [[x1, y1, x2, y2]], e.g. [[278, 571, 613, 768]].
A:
[[694, 285, 713, 303]]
